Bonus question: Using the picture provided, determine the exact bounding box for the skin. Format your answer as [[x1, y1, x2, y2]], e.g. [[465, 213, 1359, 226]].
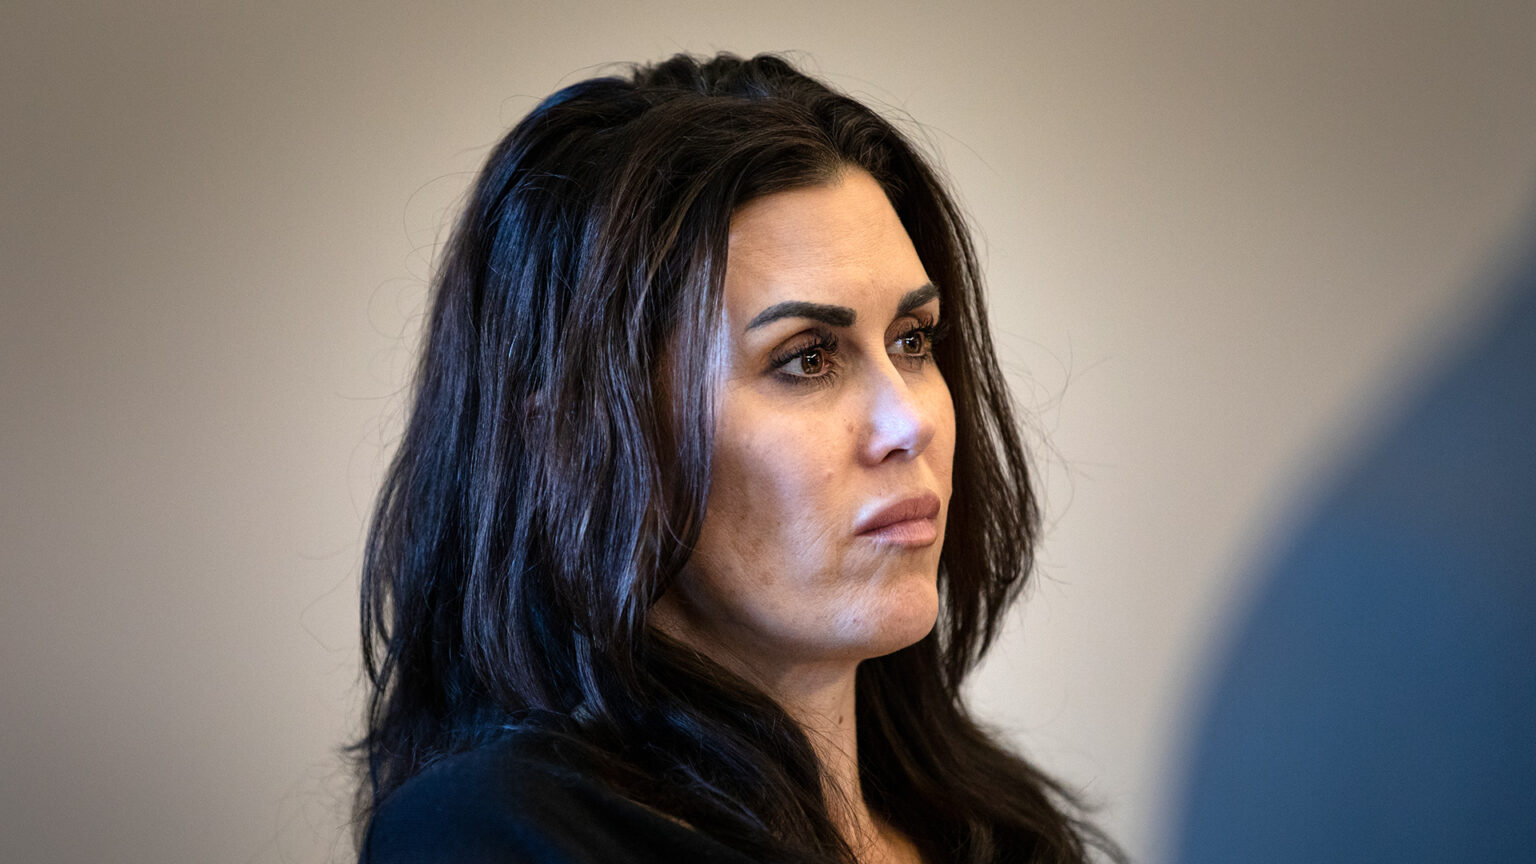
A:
[[653, 168, 955, 864]]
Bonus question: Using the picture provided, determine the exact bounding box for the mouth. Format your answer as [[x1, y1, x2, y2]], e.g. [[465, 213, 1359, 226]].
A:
[[854, 492, 942, 547]]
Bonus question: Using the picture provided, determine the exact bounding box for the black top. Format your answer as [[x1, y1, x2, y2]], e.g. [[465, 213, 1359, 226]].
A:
[[360, 722, 759, 864]]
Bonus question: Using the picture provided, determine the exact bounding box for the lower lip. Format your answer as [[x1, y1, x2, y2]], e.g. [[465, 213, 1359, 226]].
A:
[[859, 518, 939, 547]]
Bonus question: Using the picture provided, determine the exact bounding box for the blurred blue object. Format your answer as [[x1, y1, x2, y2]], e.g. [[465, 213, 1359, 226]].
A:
[[1174, 245, 1536, 863]]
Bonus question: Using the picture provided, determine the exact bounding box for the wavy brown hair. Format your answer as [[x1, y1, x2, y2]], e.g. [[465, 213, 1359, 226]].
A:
[[358, 52, 1117, 863]]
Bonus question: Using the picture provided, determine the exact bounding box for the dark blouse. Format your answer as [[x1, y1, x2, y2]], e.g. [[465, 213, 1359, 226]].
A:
[[360, 723, 758, 864]]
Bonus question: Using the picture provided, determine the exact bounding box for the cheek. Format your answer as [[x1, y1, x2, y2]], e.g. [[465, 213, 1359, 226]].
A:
[[684, 394, 859, 628], [930, 382, 957, 487], [705, 405, 841, 554]]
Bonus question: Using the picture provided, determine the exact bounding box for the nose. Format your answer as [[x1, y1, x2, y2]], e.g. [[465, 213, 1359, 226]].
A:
[[859, 362, 938, 465]]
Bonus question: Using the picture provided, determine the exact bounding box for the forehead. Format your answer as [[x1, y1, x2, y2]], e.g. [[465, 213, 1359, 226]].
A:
[[723, 170, 930, 316]]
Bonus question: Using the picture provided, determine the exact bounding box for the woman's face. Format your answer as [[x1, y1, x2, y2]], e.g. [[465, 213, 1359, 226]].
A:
[[655, 168, 956, 681]]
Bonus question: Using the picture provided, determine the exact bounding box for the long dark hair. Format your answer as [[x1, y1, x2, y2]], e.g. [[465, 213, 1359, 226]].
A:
[[358, 52, 1115, 863]]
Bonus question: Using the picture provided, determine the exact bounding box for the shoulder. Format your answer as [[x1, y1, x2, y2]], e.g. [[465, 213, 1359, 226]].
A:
[[359, 724, 754, 864], [360, 728, 583, 864]]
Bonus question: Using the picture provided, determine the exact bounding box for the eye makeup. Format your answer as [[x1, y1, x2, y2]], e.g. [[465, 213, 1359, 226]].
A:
[[888, 320, 943, 371], [766, 328, 841, 387], [761, 306, 949, 388]]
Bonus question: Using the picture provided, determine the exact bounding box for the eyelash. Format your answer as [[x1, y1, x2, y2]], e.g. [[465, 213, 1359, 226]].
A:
[[768, 330, 842, 388], [766, 317, 947, 388]]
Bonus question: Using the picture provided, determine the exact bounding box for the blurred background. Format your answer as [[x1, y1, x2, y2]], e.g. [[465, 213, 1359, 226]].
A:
[[3, 2, 1533, 862]]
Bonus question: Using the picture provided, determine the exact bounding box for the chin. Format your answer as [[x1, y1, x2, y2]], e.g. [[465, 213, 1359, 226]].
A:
[[855, 577, 940, 660]]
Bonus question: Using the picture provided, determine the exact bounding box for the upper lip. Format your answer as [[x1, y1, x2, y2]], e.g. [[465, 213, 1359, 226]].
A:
[[854, 492, 942, 535]]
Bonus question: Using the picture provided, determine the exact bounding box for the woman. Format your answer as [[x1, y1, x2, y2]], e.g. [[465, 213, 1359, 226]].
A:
[[358, 52, 1115, 863]]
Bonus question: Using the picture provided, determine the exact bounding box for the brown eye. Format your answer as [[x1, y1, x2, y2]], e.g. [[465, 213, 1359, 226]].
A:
[[799, 348, 825, 375], [769, 333, 838, 384], [898, 331, 928, 356]]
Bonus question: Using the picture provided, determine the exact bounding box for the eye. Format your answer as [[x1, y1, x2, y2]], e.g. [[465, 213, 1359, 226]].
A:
[[888, 320, 941, 370], [895, 329, 930, 357], [794, 347, 827, 376], [767, 331, 840, 386]]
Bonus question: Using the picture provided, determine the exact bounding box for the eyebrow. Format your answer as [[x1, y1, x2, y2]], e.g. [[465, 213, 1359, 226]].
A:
[[745, 300, 854, 331], [896, 283, 939, 316], [743, 282, 938, 332]]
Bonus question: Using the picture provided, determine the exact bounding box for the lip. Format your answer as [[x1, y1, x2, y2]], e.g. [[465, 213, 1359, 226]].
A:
[[854, 492, 942, 546]]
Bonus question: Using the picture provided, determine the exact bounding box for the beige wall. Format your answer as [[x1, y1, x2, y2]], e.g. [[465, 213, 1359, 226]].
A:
[[3, 2, 1532, 861]]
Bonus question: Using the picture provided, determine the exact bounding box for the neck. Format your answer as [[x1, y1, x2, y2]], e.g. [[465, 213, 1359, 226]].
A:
[[764, 663, 869, 838], [739, 661, 917, 862], [647, 619, 920, 861]]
